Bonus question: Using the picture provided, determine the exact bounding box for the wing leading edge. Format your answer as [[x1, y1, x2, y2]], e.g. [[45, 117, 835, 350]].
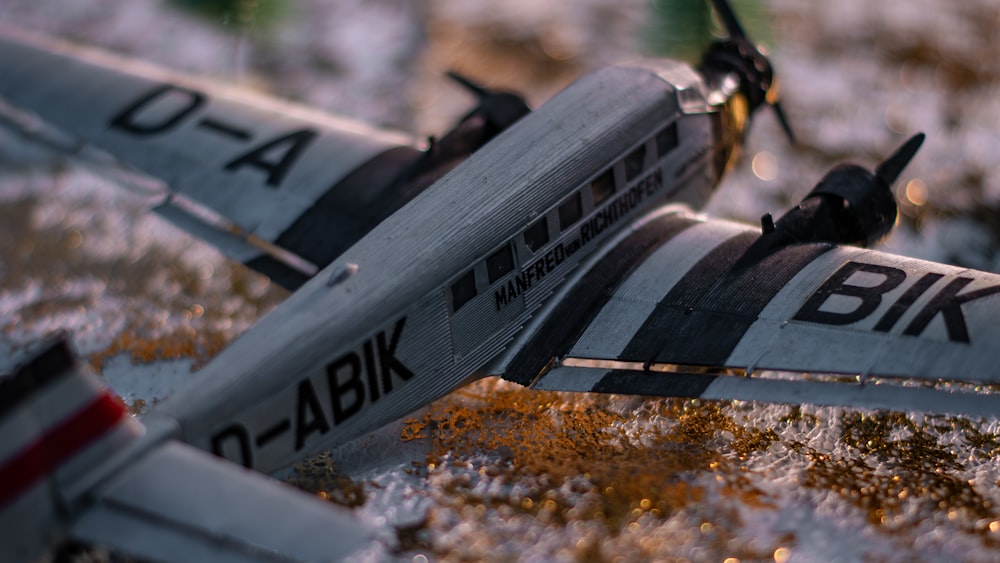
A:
[[501, 209, 1000, 417]]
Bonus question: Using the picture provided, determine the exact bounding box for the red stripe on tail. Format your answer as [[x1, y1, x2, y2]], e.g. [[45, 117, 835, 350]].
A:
[[0, 391, 127, 505]]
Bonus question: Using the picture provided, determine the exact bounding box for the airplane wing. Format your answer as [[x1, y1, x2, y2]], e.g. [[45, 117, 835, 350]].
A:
[[500, 208, 1000, 417], [0, 27, 428, 290], [70, 440, 372, 563], [0, 339, 373, 562]]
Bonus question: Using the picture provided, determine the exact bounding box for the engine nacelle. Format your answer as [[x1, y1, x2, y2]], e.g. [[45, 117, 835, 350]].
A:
[[743, 133, 924, 266]]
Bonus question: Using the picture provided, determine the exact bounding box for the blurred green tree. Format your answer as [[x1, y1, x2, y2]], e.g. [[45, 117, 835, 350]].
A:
[[171, 0, 287, 31], [644, 0, 773, 62]]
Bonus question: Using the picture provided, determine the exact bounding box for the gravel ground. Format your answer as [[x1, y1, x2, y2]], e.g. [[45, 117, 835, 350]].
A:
[[2, 0, 1000, 561]]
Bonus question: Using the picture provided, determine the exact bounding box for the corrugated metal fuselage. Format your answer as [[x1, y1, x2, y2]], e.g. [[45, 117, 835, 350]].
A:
[[151, 60, 725, 473]]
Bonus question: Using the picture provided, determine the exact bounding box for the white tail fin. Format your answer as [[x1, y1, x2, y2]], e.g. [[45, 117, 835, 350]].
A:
[[0, 339, 374, 561], [0, 338, 142, 561]]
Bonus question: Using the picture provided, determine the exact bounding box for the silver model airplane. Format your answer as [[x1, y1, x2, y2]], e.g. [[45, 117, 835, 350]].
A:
[[2, 0, 1000, 560]]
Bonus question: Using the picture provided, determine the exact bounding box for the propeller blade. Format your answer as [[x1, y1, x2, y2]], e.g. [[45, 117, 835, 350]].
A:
[[445, 70, 490, 100], [771, 100, 796, 144], [438, 70, 531, 144], [710, 0, 749, 42], [707, 0, 796, 147], [875, 132, 926, 186]]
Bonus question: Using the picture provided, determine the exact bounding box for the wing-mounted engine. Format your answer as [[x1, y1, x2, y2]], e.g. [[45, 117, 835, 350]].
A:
[[390, 71, 532, 192], [434, 71, 531, 159], [740, 133, 924, 265]]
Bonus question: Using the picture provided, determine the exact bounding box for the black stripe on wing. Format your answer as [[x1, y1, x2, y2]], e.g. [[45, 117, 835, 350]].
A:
[[245, 146, 423, 290], [504, 213, 700, 386], [618, 235, 831, 367]]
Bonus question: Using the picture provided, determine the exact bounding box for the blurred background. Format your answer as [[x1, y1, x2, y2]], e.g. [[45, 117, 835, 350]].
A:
[[3, 0, 999, 268], [2, 0, 1000, 560]]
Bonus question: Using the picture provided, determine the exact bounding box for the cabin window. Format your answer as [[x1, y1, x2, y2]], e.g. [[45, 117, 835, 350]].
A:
[[624, 145, 646, 181], [656, 122, 678, 158], [486, 243, 515, 284], [590, 170, 615, 207], [558, 192, 583, 231], [451, 270, 477, 311], [524, 216, 549, 253]]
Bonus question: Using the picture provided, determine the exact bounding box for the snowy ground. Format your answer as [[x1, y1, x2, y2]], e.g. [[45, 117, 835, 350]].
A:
[[2, 0, 1000, 561]]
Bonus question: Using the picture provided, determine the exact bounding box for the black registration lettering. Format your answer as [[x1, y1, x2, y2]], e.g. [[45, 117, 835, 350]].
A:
[[377, 318, 414, 393], [213, 319, 415, 467], [322, 317, 412, 427], [796, 261, 1000, 343], [363, 339, 380, 403], [295, 379, 331, 449], [110, 84, 206, 135], [903, 277, 1000, 343], [793, 262, 905, 326], [325, 352, 365, 425], [872, 272, 942, 332], [224, 128, 317, 187]]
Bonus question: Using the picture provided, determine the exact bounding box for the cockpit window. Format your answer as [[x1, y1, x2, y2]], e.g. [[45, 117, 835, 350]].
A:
[[524, 216, 549, 253], [590, 169, 615, 207], [624, 145, 646, 181], [486, 243, 515, 284], [656, 122, 679, 158], [558, 192, 583, 231], [451, 270, 477, 311]]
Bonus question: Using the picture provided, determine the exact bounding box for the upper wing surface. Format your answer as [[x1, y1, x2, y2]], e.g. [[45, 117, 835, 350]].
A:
[[502, 209, 1000, 416], [0, 27, 422, 288]]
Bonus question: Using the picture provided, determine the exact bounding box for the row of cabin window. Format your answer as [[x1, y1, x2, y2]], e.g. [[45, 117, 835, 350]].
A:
[[450, 120, 679, 312]]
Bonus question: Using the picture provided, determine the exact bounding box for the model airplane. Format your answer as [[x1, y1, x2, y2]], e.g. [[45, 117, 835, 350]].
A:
[[2, 0, 1000, 560]]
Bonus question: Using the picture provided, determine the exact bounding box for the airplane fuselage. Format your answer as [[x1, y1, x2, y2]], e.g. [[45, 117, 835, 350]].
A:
[[0, 28, 743, 473], [150, 60, 733, 472]]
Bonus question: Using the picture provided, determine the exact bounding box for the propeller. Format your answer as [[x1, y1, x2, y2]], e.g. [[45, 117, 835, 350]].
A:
[[739, 132, 926, 269], [709, 0, 749, 44], [781, 132, 926, 247], [390, 72, 531, 192], [703, 0, 795, 143], [875, 132, 926, 187], [445, 71, 531, 135]]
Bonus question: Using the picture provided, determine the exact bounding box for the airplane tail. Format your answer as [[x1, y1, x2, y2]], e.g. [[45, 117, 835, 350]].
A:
[[0, 337, 142, 561], [0, 338, 374, 562]]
